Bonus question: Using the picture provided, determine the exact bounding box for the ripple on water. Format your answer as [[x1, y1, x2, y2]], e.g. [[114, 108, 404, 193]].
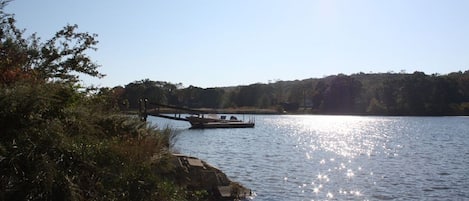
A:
[[154, 115, 469, 201]]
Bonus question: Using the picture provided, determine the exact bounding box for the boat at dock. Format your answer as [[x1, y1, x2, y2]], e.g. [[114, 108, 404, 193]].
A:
[[186, 114, 255, 129], [144, 102, 255, 129]]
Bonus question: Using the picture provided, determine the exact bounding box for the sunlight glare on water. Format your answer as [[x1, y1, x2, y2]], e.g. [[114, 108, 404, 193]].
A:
[[265, 115, 394, 200], [159, 115, 469, 200], [277, 115, 390, 158]]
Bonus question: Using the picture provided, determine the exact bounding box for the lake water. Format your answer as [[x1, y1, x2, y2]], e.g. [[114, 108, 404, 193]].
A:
[[148, 115, 469, 200]]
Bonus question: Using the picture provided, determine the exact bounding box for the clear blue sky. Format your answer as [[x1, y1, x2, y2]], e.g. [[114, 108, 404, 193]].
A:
[[7, 0, 469, 88]]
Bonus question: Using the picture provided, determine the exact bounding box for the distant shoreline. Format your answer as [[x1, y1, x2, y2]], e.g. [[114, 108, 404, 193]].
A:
[[126, 108, 469, 116]]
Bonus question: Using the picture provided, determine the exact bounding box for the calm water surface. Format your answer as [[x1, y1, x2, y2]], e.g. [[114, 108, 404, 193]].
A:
[[149, 115, 469, 201]]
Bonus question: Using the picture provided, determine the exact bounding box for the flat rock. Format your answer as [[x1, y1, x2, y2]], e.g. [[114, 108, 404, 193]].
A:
[[172, 154, 252, 200]]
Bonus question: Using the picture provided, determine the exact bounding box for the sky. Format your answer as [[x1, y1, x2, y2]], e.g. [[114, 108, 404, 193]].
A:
[[6, 0, 469, 88]]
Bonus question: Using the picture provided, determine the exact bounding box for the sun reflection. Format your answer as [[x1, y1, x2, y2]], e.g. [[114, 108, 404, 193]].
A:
[[346, 169, 355, 178], [270, 115, 398, 200], [339, 163, 346, 170], [316, 173, 330, 182], [339, 189, 362, 196], [291, 115, 391, 158], [313, 187, 320, 194], [319, 159, 326, 164], [353, 190, 361, 196]]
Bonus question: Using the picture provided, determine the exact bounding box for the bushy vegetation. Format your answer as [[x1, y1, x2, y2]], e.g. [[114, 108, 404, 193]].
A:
[[0, 83, 184, 200], [0, 2, 201, 200]]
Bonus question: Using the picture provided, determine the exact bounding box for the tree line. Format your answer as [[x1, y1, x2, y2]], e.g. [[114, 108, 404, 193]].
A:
[[113, 71, 469, 116]]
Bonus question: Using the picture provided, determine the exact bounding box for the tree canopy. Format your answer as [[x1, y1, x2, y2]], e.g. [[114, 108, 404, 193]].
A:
[[0, 1, 103, 85], [118, 71, 469, 116]]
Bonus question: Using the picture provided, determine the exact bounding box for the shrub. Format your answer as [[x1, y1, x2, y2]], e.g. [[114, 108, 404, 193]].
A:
[[0, 82, 190, 200]]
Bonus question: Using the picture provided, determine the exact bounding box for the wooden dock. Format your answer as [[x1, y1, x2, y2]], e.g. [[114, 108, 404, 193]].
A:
[[146, 110, 189, 122], [143, 102, 255, 129]]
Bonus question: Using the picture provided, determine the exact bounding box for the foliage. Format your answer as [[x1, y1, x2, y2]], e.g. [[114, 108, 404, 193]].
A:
[[120, 71, 469, 115], [0, 80, 196, 200], [0, 5, 103, 84], [0, 2, 201, 200]]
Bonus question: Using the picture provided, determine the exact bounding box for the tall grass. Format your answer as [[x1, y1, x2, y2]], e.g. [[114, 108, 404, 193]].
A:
[[0, 82, 195, 200]]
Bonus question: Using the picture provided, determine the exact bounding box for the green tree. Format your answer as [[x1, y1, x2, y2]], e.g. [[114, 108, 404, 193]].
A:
[[0, 3, 103, 85], [424, 76, 459, 115], [123, 79, 179, 108], [199, 88, 224, 108], [376, 75, 400, 114], [322, 75, 362, 113], [311, 80, 327, 111], [235, 83, 274, 108]]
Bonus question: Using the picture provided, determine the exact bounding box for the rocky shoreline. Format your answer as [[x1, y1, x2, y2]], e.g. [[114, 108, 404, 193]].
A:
[[171, 154, 252, 200]]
